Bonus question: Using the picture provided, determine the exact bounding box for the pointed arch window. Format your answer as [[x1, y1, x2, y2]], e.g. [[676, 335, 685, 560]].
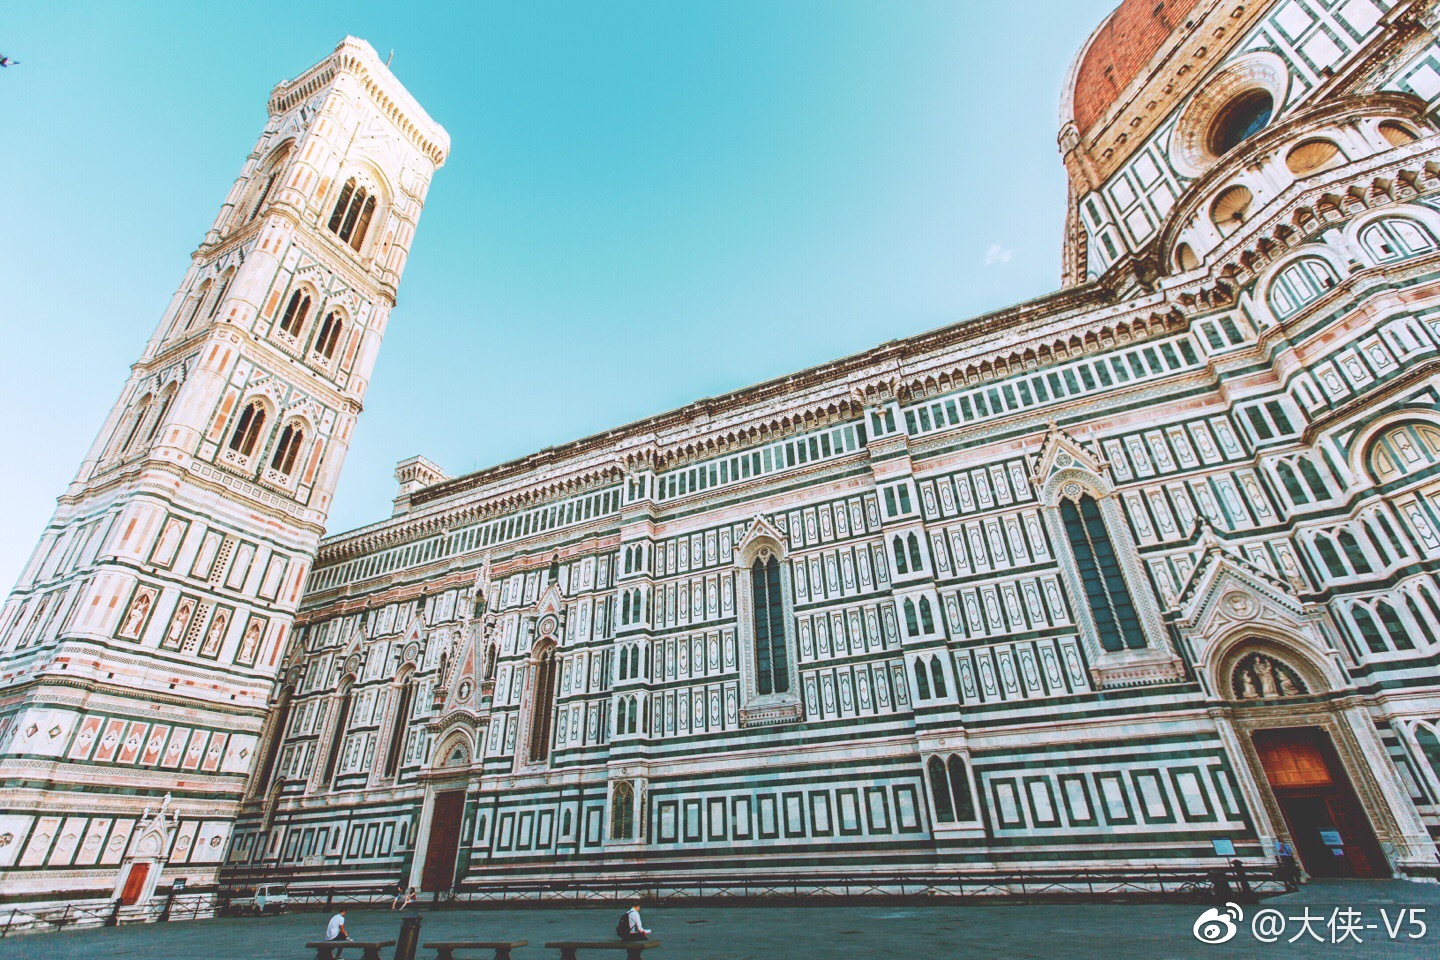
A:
[[750, 555, 790, 695], [270, 424, 305, 477], [119, 394, 154, 455], [611, 780, 636, 840], [228, 402, 267, 457], [383, 675, 416, 779], [1277, 462, 1306, 503], [929, 657, 947, 698], [1352, 607, 1388, 654], [947, 756, 975, 821], [1315, 535, 1346, 579], [1338, 531, 1372, 575], [914, 659, 931, 699], [252, 682, 295, 795], [278, 290, 312, 338], [144, 386, 177, 446], [314, 312, 343, 360], [1299, 459, 1328, 499], [528, 643, 559, 762], [907, 533, 923, 571], [184, 280, 212, 333], [928, 757, 955, 822], [321, 680, 354, 787], [208, 269, 235, 320], [1377, 601, 1415, 651], [893, 536, 909, 575], [328, 178, 377, 251], [1060, 494, 1146, 651], [904, 599, 919, 636], [919, 597, 935, 633]]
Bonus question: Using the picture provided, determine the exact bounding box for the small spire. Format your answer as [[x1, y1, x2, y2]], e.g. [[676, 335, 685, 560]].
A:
[[386, 49, 395, 67]]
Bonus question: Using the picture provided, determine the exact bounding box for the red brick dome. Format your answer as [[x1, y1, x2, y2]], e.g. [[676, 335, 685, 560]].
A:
[[1071, 0, 1203, 133]]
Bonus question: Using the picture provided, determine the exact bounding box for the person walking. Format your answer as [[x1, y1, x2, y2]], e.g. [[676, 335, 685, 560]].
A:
[[326, 907, 351, 958], [616, 901, 650, 942]]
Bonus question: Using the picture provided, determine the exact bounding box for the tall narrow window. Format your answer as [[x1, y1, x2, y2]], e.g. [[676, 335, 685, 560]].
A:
[[119, 395, 154, 454], [228, 402, 267, 457], [915, 660, 931, 699], [893, 536, 908, 574], [528, 644, 558, 762], [278, 290, 311, 337], [930, 657, 947, 698], [252, 684, 294, 794], [907, 533, 923, 571], [327, 178, 377, 251], [904, 599, 919, 636], [383, 677, 415, 779], [1338, 531, 1372, 575], [184, 280, 211, 332], [919, 597, 935, 633], [947, 757, 975, 820], [928, 757, 955, 822], [321, 682, 354, 787], [1060, 494, 1146, 652], [611, 780, 635, 840], [270, 424, 304, 477], [144, 386, 177, 445], [314, 312, 343, 360], [750, 555, 789, 695], [208, 269, 235, 319]]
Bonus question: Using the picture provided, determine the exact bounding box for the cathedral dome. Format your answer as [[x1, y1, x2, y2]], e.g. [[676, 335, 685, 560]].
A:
[[1066, 0, 1203, 134]]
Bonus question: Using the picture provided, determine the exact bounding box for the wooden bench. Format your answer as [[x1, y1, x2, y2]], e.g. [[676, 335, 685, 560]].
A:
[[304, 940, 396, 960], [544, 940, 660, 960], [425, 940, 529, 960]]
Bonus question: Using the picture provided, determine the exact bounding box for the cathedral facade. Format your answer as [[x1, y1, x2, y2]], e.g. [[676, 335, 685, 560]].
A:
[[9, 0, 1440, 912]]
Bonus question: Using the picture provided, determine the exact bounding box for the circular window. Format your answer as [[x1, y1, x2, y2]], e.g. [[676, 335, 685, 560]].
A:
[[1208, 90, 1274, 156], [1286, 138, 1341, 175], [1379, 121, 1417, 147]]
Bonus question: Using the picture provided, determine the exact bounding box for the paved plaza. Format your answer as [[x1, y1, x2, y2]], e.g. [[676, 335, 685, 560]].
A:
[[4, 881, 1439, 959]]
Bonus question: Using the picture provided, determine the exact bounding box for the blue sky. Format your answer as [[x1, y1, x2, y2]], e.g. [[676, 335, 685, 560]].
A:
[[0, 0, 1117, 589]]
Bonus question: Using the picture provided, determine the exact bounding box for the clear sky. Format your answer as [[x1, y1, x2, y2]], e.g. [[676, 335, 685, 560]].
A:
[[0, 0, 1117, 590]]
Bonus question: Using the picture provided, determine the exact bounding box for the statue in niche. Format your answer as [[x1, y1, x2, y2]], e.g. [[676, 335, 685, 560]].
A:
[[1231, 651, 1307, 700]]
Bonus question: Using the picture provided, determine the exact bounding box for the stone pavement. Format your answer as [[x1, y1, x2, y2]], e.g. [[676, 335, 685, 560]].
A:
[[4, 880, 1439, 959]]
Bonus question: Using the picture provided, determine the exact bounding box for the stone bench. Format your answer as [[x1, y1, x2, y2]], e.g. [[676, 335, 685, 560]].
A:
[[425, 940, 529, 960], [544, 940, 660, 960], [305, 940, 396, 960]]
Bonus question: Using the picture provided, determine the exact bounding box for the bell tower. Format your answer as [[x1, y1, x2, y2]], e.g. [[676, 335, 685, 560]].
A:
[[0, 37, 447, 907]]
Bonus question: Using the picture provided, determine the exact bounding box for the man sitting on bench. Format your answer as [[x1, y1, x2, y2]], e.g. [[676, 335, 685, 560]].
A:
[[617, 901, 651, 942], [326, 907, 351, 957]]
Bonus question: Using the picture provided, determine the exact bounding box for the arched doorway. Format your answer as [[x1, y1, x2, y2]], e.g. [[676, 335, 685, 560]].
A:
[[1217, 641, 1393, 878], [1251, 726, 1386, 877]]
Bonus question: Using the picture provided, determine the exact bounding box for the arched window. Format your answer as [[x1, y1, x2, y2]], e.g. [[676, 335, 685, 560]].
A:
[[1368, 422, 1440, 483], [321, 680, 354, 787], [278, 290, 312, 338], [209, 271, 235, 323], [1314, 535, 1346, 579], [1285, 139, 1341, 176], [750, 556, 790, 695], [1415, 725, 1440, 791], [228, 402, 267, 457], [1277, 462, 1307, 503], [904, 599, 919, 637], [252, 682, 295, 795], [119, 394, 154, 454], [1379, 121, 1418, 147], [1299, 459, 1328, 499], [1377, 601, 1415, 651], [1352, 606, 1388, 654], [1059, 494, 1146, 651], [1267, 257, 1339, 318], [1209, 89, 1273, 156], [893, 536, 909, 575], [947, 756, 975, 821], [528, 643, 558, 762], [914, 659, 931, 699], [627, 697, 638, 734], [1338, 531, 1371, 575], [183, 280, 211, 333], [611, 780, 635, 840], [1366, 520, 1393, 565], [1210, 185, 1253, 237], [327, 178, 377, 251], [383, 675, 416, 779], [144, 385, 177, 446], [919, 597, 935, 634], [907, 533, 923, 571], [244, 143, 292, 224], [1359, 218, 1437, 263], [313, 311, 343, 360], [1405, 596, 1437, 646], [930, 657, 947, 698], [1175, 243, 1199, 271], [928, 757, 955, 823], [269, 423, 305, 477]]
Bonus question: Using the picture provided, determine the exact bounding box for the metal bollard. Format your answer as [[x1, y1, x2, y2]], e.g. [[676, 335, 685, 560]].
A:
[[393, 912, 422, 960]]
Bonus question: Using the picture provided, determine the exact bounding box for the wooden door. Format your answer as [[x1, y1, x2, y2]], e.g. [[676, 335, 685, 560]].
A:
[[119, 862, 150, 905], [420, 790, 465, 892], [1253, 727, 1388, 878]]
